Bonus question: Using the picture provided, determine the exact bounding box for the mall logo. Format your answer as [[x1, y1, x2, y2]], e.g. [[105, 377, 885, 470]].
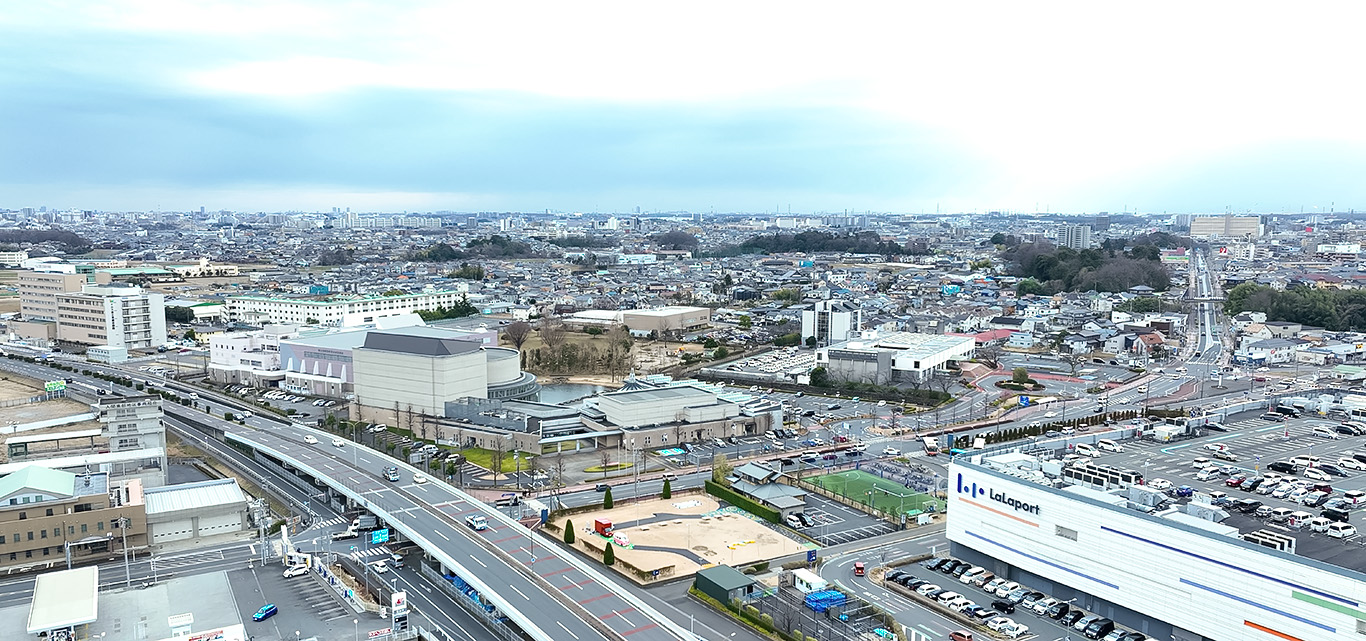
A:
[[956, 474, 1041, 515]]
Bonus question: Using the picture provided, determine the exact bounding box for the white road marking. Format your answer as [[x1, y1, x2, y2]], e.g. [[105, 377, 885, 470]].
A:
[[557, 621, 581, 640], [469, 555, 486, 568], [509, 584, 530, 600]]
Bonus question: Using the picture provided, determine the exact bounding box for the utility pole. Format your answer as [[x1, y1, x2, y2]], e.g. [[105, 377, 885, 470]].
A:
[[120, 517, 131, 588]]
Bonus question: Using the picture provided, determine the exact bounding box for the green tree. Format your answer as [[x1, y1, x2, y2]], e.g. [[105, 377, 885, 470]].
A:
[[603, 486, 614, 509], [1016, 278, 1046, 296], [662, 479, 672, 499], [603, 543, 615, 566], [183, 328, 197, 342], [564, 519, 576, 544], [449, 263, 485, 280], [738, 315, 752, 329], [1012, 367, 1030, 384], [805, 335, 817, 347], [713, 347, 730, 360], [990, 232, 1006, 245], [773, 332, 801, 347], [305, 317, 320, 325], [381, 288, 407, 296], [712, 453, 733, 484], [809, 366, 832, 387], [704, 338, 719, 349]]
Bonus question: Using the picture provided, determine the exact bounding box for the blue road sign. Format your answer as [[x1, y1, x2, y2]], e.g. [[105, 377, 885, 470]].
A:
[[1019, 396, 1031, 407], [371, 528, 390, 545], [807, 550, 818, 563]]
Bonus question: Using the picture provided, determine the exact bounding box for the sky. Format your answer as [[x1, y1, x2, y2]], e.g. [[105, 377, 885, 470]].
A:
[[2, 1, 1365, 214]]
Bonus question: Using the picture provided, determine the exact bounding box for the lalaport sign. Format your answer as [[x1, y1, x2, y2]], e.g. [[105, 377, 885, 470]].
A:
[[956, 473, 1042, 516]]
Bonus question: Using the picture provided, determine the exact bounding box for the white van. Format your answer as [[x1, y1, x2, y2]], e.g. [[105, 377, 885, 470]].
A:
[[1136, 385, 1149, 393], [1074, 443, 1102, 457], [1328, 523, 1358, 539], [1269, 507, 1294, 523], [1191, 457, 1212, 468], [1344, 490, 1366, 505], [1312, 426, 1339, 440], [1307, 517, 1333, 533], [1096, 439, 1123, 453]]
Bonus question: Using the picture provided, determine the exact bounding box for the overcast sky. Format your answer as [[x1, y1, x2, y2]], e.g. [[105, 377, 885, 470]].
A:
[[3, 1, 1364, 214]]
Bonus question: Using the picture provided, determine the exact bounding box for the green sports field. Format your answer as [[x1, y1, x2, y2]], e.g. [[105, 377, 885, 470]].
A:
[[808, 469, 942, 515]]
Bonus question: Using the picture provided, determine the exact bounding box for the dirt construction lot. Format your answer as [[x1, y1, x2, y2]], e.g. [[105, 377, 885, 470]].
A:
[[552, 493, 809, 581]]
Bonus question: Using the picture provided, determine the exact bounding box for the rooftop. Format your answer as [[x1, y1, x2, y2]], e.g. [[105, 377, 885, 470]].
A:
[[27, 566, 98, 633], [144, 478, 245, 514], [359, 331, 482, 357]]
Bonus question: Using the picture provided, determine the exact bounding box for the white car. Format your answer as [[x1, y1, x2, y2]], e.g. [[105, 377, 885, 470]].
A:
[[369, 561, 389, 574], [915, 583, 941, 596], [986, 616, 1017, 632], [331, 437, 345, 447], [1195, 467, 1220, 481], [1338, 458, 1366, 471], [1044, 411, 1058, 418], [999, 623, 1029, 639], [303, 435, 318, 444], [283, 565, 309, 578], [413, 474, 428, 484], [882, 447, 901, 456], [1148, 479, 1172, 491]]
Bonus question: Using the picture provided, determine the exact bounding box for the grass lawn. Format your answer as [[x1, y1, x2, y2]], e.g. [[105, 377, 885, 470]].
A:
[[809, 469, 940, 514], [460, 447, 534, 472]]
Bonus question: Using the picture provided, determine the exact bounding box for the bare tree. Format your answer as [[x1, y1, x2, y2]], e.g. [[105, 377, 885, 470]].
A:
[[555, 450, 567, 492], [416, 411, 430, 442], [494, 434, 510, 475], [977, 343, 1003, 369], [599, 447, 612, 479], [538, 318, 568, 371], [505, 321, 533, 349]]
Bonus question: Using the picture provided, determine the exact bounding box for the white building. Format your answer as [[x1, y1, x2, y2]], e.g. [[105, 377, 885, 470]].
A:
[[0, 249, 28, 267], [55, 284, 167, 350], [801, 300, 861, 346], [207, 324, 298, 386], [948, 456, 1366, 641], [1058, 224, 1093, 249], [225, 290, 471, 327], [815, 331, 975, 384], [351, 331, 537, 424]]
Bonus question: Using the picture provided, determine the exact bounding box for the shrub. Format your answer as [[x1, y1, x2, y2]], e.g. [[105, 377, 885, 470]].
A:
[[564, 519, 575, 544], [603, 486, 614, 509], [662, 479, 672, 499], [603, 543, 615, 566]]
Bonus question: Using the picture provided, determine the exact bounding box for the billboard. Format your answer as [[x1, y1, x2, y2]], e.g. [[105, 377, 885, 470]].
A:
[[390, 591, 408, 616], [44, 381, 67, 392]]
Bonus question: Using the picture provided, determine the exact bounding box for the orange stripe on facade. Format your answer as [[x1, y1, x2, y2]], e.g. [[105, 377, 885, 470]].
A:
[[1244, 620, 1306, 641], [960, 497, 1039, 527]]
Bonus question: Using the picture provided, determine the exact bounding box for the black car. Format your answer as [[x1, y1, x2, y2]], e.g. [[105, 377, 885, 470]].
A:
[[1205, 422, 1229, 432], [1059, 610, 1086, 627], [951, 563, 972, 578], [923, 587, 944, 599], [1335, 425, 1358, 436], [923, 558, 949, 571], [796, 513, 815, 527], [939, 560, 963, 574], [1241, 477, 1265, 492], [885, 571, 906, 583], [990, 599, 1016, 613], [1268, 461, 1297, 474], [1235, 498, 1262, 513], [594, 484, 610, 492], [1305, 493, 1332, 507], [1046, 601, 1071, 619], [906, 579, 928, 590], [1319, 464, 1349, 477]]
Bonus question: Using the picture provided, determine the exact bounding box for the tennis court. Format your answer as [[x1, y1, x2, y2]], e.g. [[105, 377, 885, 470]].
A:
[[808, 469, 942, 515]]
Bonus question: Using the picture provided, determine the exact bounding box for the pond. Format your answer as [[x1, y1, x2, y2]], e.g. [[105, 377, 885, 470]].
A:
[[538, 383, 610, 405]]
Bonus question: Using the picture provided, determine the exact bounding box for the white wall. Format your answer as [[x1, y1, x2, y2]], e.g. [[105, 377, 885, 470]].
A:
[[947, 463, 1366, 641]]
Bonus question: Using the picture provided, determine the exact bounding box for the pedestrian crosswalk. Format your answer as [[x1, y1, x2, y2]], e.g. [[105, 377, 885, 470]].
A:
[[348, 545, 392, 561], [312, 516, 348, 529]]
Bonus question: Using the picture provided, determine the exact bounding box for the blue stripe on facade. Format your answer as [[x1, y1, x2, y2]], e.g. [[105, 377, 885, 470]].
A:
[[1102, 525, 1357, 607], [964, 530, 1119, 589], [1180, 578, 1335, 633]]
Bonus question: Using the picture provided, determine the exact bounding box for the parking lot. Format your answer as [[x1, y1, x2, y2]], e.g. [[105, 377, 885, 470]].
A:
[[229, 564, 388, 641], [797, 491, 900, 545]]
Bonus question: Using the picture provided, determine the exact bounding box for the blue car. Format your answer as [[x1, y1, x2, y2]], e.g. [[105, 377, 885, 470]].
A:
[[1175, 485, 1194, 498], [252, 604, 278, 621]]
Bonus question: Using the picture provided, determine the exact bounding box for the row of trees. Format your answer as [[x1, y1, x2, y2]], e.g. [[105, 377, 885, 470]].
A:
[[737, 230, 926, 256], [409, 236, 538, 261], [415, 297, 479, 321], [1224, 283, 1366, 331]]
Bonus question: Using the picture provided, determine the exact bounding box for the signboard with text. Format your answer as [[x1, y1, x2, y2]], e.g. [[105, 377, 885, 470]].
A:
[[45, 381, 67, 392], [368, 628, 392, 638], [370, 528, 390, 545]]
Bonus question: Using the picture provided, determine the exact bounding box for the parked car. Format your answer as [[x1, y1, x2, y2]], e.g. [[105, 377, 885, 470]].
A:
[[252, 604, 279, 621], [1045, 601, 1072, 619], [1059, 610, 1086, 628], [990, 599, 1016, 613]]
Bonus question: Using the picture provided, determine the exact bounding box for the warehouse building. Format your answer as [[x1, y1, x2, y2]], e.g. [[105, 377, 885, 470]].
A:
[[143, 478, 249, 544], [815, 331, 975, 384]]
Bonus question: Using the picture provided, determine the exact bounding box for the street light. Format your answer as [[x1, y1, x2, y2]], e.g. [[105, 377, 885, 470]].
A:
[[353, 618, 359, 641]]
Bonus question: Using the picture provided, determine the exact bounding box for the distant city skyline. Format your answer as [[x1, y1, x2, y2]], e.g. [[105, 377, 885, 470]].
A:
[[2, 2, 1363, 214]]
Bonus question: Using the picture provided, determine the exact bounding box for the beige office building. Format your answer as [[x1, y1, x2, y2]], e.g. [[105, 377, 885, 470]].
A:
[[1189, 215, 1261, 239]]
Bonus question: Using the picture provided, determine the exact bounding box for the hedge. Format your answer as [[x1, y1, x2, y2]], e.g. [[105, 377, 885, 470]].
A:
[[705, 480, 780, 523]]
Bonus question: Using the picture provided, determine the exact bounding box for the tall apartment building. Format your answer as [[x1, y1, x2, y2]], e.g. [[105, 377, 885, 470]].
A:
[[0, 466, 147, 569], [56, 284, 167, 350], [802, 300, 862, 347], [1189, 215, 1261, 239], [1058, 224, 1093, 249]]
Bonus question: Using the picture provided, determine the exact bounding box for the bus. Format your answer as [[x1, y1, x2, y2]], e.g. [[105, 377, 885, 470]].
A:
[[922, 437, 940, 456]]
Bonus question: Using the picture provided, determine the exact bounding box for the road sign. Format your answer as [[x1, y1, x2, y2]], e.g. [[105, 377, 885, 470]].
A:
[[807, 550, 817, 563], [1019, 396, 1030, 407], [370, 528, 390, 545], [44, 381, 66, 392]]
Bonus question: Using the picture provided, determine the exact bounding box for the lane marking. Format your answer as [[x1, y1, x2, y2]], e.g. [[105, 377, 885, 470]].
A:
[[557, 621, 582, 640], [468, 555, 486, 568], [508, 584, 530, 600]]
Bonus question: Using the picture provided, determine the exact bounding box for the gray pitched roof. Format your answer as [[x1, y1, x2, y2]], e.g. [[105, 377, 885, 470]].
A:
[[360, 331, 481, 356]]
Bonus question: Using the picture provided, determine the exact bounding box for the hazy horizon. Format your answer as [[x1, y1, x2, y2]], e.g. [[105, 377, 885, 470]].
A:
[[3, 1, 1364, 214]]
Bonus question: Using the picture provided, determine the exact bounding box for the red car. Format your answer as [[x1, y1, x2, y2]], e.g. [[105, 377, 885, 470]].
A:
[[1225, 475, 1247, 488]]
